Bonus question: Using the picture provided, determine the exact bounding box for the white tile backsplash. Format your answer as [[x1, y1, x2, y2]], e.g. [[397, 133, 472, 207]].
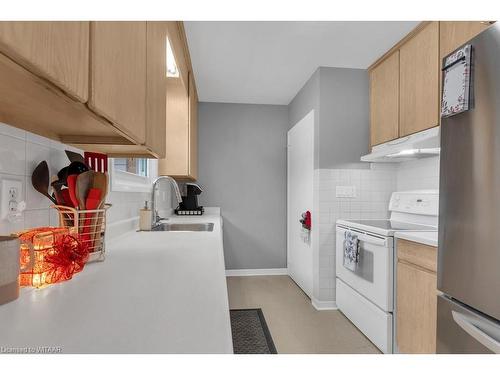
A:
[[0, 134, 26, 176], [0, 122, 172, 238], [396, 156, 440, 191], [314, 166, 397, 304], [314, 157, 440, 305]]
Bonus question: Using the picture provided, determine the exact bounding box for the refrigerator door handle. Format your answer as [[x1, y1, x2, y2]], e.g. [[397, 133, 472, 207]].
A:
[[452, 311, 500, 353]]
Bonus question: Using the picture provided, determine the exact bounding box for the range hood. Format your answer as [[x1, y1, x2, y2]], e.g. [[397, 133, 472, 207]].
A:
[[361, 127, 440, 163]]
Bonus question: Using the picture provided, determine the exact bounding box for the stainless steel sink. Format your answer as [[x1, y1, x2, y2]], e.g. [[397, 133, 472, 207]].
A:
[[151, 222, 214, 232]]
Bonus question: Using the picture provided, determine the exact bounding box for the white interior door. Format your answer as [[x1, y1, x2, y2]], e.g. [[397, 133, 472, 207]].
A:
[[287, 110, 314, 297]]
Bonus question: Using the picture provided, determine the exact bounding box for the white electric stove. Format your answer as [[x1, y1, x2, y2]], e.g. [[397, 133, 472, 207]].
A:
[[335, 190, 439, 353]]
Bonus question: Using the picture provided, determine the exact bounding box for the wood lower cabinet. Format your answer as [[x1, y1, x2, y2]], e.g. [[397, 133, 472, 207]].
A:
[[440, 21, 492, 59], [89, 22, 147, 145], [399, 21, 439, 137], [369, 51, 399, 146], [0, 21, 89, 103], [396, 239, 438, 354]]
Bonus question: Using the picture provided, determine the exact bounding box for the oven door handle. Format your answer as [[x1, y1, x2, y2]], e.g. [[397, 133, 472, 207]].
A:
[[339, 229, 387, 247]]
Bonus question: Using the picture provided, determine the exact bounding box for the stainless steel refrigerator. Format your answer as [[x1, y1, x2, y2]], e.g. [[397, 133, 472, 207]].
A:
[[437, 23, 500, 353]]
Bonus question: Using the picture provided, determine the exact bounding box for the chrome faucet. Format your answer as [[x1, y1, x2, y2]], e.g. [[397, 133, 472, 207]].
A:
[[151, 176, 183, 227]]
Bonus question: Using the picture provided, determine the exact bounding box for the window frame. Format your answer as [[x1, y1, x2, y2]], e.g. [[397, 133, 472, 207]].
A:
[[110, 158, 158, 193]]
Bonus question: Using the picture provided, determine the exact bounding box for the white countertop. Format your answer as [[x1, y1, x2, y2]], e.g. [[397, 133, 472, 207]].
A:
[[395, 231, 438, 247], [0, 211, 233, 354]]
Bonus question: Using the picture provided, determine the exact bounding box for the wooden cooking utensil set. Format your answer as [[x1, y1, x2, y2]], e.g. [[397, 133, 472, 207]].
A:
[[31, 151, 109, 256]]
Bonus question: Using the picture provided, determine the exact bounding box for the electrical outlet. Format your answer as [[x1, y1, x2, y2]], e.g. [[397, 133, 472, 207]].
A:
[[1, 179, 23, 219], [336, 185, 357, 198], [9, 187, 18, 200]]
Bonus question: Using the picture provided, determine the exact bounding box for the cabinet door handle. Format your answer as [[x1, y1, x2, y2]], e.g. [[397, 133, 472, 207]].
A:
[[452, 311, 500, 353]]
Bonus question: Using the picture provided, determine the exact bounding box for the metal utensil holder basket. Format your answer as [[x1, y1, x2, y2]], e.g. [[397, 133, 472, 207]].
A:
[[52, 204, 111, 263]]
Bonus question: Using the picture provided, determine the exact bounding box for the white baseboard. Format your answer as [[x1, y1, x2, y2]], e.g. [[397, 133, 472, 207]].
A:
[[225, 268, 288, 277], [312, 297, 338, 311]]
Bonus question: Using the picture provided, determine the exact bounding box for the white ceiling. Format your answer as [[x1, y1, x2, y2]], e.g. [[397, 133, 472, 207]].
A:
[[184, 21, 419, 105]]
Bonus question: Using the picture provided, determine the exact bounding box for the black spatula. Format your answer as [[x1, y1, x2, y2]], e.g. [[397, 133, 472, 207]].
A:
[[65, 150, 86, 164], [31, 161, 57, 205]]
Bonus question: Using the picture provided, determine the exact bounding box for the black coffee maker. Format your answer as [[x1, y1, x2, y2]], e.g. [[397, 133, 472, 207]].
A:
[[175, 183, 204, 215]]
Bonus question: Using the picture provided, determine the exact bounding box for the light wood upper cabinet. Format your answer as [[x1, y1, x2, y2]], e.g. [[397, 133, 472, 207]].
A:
[[188, 72, 198, 180], [369, 51, 399, 146], [145, 22, 168, 158], [0, 21, 89, 102], [159, 68, 190, 177], [396, 239, 437, 354], [399, 21, 439, 137], [89, 22, 147, 145], [0, 20, 199, 159], [158, 22, 198, 180], [0, 48, 127, 144], [440, 21, 491, 59]]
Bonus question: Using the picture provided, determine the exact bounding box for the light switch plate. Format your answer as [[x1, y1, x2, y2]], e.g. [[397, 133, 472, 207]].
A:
[[1, 179, 23, 219], [336, 185, 356, 198]]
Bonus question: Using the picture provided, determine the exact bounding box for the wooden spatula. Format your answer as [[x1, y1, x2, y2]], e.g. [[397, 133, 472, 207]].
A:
[[89, 172, 109, 251], [82, 188, 102, 246], [92, 172, 108, 202]]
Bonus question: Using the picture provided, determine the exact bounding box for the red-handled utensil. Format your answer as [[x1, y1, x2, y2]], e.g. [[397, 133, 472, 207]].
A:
[[66, 175, 79, 208], [84, 152, 108, 173]]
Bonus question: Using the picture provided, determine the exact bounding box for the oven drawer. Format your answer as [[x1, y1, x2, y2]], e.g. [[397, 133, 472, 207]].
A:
[[336, 226, 394, 311], [337, 278, 392, 353]]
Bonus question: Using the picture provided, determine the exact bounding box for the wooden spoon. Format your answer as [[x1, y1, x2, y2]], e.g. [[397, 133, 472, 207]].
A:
[[75, 171, 94, 210]]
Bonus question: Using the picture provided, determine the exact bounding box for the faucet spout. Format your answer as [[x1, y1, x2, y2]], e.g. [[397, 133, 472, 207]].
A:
[[151, 176, 183, 228]]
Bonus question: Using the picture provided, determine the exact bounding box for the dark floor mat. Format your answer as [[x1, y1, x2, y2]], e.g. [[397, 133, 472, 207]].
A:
[[230, 308, 277, 354]]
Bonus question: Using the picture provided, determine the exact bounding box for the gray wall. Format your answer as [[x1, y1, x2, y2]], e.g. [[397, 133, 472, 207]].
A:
[[288, 69, 320, 131], [288, 67, 369, 169], [318, 67, 369, 168], [288, 69, 321, 169], [197, 102, 289, 270]]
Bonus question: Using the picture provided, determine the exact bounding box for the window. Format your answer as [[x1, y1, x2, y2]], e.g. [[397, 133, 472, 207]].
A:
[[114, 158, 149, 177], [166, 37, 179, 78], [110, 158, 158, 193]]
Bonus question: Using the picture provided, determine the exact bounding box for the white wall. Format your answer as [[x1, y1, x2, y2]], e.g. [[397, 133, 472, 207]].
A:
[[0, 122, 171, 240]]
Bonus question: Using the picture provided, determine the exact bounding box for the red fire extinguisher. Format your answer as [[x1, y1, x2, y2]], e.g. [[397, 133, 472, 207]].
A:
[[299, 211, 312, 230]]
